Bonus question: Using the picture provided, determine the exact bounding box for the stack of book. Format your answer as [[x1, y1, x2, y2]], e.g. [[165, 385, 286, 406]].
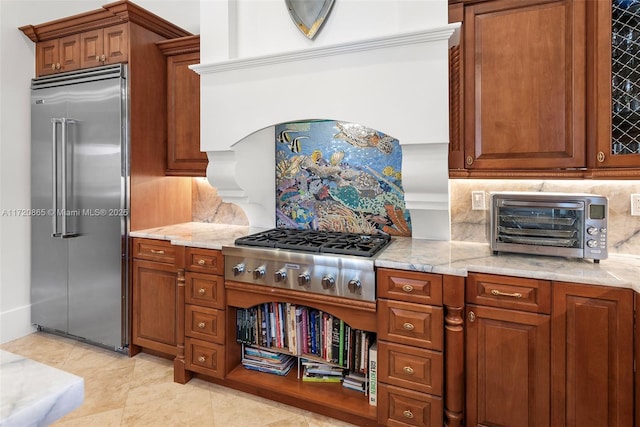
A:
[[241, 345, 295, 376], [301, 360, 347, 383], [342, 371, 368, 393]]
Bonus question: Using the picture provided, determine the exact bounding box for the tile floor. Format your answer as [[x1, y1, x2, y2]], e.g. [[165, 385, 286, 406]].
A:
[[1, 332, 357, 426]]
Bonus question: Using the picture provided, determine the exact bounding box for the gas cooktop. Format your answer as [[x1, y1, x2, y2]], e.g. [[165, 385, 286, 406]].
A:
[[234, 228, 391, 257]]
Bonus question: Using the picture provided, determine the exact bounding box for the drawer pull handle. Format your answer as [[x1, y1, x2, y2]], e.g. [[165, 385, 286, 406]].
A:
[[198, 322, 206, 329], [403, 322, 415, 331], [197, 259, 206, 265], [403, 366, 414, 375], [401, 284, 414, 293], [491, 289, 522, 299], [198, 288, 206, 295], [198, 355, 206, 363], [403, 410, 414, 419], [150, 249, 165, 255]]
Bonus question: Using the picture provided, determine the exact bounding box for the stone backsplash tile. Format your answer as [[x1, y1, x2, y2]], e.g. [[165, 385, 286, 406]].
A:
[[191, 178, 249, 225], [450, 179, 640, 255]]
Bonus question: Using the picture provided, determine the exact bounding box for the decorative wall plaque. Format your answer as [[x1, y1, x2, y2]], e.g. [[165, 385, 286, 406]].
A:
[[285, 0, 335, 40]]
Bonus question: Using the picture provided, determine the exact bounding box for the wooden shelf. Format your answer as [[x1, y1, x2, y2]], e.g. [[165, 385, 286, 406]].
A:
[[224, 364, 378, 426]]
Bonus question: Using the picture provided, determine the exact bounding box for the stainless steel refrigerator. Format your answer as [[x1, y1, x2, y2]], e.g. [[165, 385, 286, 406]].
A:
[[30, 64, 129, 352]]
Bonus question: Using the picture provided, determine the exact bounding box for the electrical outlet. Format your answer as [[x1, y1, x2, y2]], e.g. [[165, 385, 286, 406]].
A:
[[472, 191, 486, 210], [632, 194, 640, 216]]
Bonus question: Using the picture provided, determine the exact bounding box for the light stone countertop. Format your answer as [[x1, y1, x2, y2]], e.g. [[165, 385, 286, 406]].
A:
[[0, 350, 84, 427], [130, 222, 640, 293]]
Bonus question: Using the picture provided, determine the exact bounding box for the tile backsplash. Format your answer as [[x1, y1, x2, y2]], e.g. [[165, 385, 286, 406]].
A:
[[450, 179, 640, 255]]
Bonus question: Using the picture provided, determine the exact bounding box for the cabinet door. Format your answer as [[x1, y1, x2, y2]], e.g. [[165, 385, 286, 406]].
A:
[[463, 0, 586, 169], [80, 29, 105, 69], [466, 304, 550, 427], [591, 0, 640, 169], [166, 51, 207, 175], [103, 24, 128, 64], [132, 259, 178, 356], [36, 39, 59, 76], [551, 282, 634, 426]]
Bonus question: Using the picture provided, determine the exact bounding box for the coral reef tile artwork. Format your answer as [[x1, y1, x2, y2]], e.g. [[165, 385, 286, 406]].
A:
[[275, 120, 412, 236]]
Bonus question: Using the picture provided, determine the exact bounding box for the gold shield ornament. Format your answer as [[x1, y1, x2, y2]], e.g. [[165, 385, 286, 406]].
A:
[[285, 0, 336, 40]]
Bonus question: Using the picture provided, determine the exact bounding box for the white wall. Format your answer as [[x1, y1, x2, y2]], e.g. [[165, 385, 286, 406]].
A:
[[0, 0, 199, 344]]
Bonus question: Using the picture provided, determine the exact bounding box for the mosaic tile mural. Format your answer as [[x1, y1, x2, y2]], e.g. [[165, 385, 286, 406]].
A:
[[275, 120, 412, 236]]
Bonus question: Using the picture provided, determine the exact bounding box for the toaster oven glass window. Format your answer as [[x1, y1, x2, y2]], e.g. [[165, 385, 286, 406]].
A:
[[497, 206, 584, 249]]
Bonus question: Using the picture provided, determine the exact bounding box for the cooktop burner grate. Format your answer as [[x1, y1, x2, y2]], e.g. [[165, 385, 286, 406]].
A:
[[234, 228, 391, 257]]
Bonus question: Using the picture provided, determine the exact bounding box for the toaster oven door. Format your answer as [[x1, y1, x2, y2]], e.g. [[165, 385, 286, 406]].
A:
[[492, 200, 585, 258]]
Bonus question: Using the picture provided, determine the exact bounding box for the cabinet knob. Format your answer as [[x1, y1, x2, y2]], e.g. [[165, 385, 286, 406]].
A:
[[403, 410, 414, 419], [403, 366, 414, 375], [198, 321, 206, 329], [100, 54, 106, 62], [468, 311, 476, 322], [95, 55, 100, 62], [402, 322, 415, 331], [466, 155, 474, 165], [198, 355, 206, 363], [401, 284, 414, 293], [597, 151, 606, 163], [198, 259, 206, 265], [198, 288, 206, 295], [51, 63, 57, 71]]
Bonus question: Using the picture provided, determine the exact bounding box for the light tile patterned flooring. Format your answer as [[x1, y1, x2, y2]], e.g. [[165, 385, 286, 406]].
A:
[[1, 332, 357, 426]]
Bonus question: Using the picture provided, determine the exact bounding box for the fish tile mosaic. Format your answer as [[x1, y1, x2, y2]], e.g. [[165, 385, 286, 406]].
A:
[[275, 120, 412, 236]]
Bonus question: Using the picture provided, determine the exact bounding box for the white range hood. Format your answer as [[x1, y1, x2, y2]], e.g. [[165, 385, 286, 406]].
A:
[[192, 22, 460, 240]]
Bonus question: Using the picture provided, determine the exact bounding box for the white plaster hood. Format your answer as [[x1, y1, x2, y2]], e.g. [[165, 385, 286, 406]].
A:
[[192, 22, 460, 240]]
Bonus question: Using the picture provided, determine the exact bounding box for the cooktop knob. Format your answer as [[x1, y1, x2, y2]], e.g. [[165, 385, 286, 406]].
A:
[[347, 279, 361, 294], [252, 267, 265, 280], [274, 270, 287, 282], [232, 264, 245, 276], [297, 273, 310, 286], [321, 276, 335, 289]]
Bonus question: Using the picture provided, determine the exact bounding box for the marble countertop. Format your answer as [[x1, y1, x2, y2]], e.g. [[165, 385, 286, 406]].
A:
[[130, 222, 640, 293], [0, 350, 84, 427]]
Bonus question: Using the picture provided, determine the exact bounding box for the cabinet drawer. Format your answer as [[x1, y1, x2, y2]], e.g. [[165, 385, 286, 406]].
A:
[[185, 272, 224, 309], [378, 383, 443, 426], [185, 247, 224, 274], [377, 268, 443, 305], [132, 238, 176, 264], [378, 299, 443, 350], [185, 337, 225, 379], [185, 305, 225, 344], [378, 341, 443, 396], [467, 273, 551, 314]]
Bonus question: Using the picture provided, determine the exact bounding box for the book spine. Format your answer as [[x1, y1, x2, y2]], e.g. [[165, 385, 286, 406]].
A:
[[338, 319, 345, 367], [369, 341, 378, 406]]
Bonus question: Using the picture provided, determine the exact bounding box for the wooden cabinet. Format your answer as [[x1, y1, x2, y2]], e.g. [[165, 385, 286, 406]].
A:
[[157, 35, 207, 176], [180, 247, 227, 380], [35, 35, 80, 76], [449, 0, 640, 178], [131, 238, 182, 357], [465, 272, 635, 427], [466, 273, 551, 427], [80, 24, 128, 69], [376, 269, 448, 427], [551, 281, 634, 426]]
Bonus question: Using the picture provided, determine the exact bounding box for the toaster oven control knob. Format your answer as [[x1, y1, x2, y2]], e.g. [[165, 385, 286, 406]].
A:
[[297, 273, 310, 286], [587, 226, 599, 235], [274, 270, 287, 282], [252, 267, 265, 280], [321, 276, 335, 289], [232, 264, 245, 276], [587, 239, 598, 248], [347, 279, 361, 294]]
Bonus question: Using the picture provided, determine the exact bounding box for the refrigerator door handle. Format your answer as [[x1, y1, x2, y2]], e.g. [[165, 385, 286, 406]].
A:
[[61, 118, 78, 239], [51, 118, 62, 237]]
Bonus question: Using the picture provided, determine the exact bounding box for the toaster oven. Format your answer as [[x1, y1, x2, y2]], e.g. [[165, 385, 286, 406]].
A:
[[490, 192, 608, 262]]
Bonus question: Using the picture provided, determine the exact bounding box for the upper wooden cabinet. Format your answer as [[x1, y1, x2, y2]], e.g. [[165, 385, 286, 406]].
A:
[[449, 0, 640, 179], [80, 24, 128, 69], [157, 35, 207, 177], [20, 1, 189, 77]]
